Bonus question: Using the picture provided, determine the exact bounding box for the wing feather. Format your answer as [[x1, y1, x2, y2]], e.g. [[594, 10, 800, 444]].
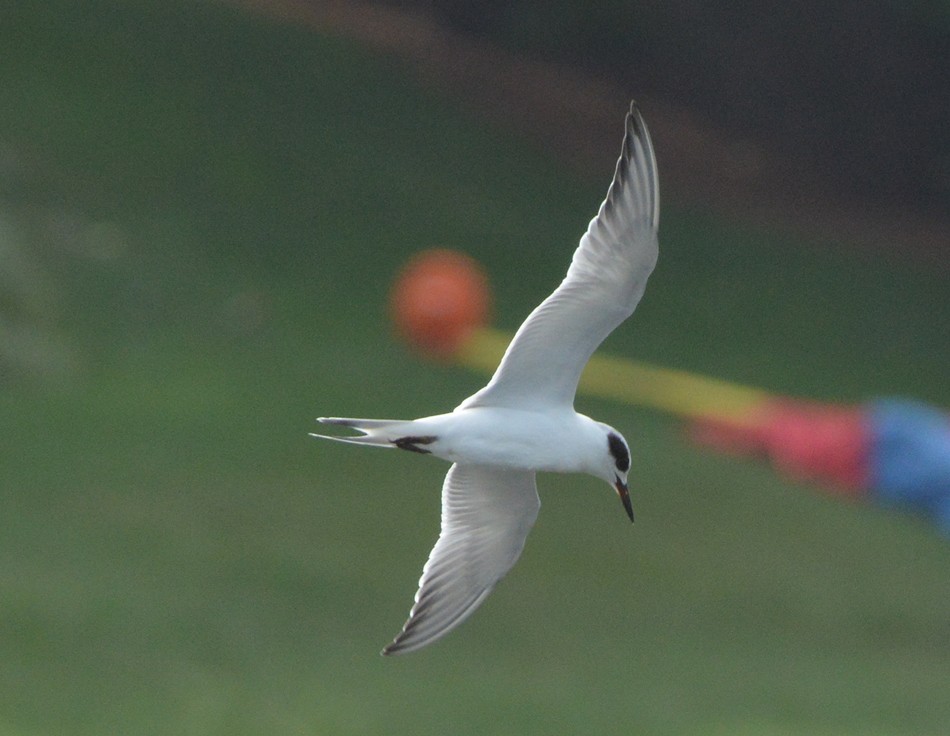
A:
[[381, 464, 539, 655], [460, 101, 659, 410]]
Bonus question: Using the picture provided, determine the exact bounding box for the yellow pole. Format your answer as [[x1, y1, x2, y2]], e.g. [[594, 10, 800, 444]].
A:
[[456, 327, 770, 421]]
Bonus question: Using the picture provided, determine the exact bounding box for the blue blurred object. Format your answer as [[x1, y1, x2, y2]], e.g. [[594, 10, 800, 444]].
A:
[[868, 399, 950, 534]]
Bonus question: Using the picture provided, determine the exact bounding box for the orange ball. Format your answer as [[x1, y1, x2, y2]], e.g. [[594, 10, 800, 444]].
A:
[[390, 249, 491, 358]]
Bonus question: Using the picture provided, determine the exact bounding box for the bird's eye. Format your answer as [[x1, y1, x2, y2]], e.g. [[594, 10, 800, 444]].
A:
[[607, 432, 630, 472]]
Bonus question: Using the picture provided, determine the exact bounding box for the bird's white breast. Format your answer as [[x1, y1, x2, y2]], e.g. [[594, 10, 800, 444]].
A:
[[411, 407, 602, 474]]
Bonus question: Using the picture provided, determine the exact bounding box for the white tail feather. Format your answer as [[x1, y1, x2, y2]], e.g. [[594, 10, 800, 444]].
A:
[[311, 417, 413, 448]]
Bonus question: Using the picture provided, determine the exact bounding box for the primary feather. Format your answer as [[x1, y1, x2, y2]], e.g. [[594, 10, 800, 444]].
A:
[[459, 102, 658, 411], [382, 464, 540, 655]]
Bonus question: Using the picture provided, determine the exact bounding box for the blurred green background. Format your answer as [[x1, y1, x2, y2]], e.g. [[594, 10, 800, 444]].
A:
[[1, 2, 948, 735]]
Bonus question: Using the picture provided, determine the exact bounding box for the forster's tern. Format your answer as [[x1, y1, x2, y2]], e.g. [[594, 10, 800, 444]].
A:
[[314, 101, 659, 655]]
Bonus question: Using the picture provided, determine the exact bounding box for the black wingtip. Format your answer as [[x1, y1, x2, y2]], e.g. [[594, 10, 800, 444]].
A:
[[381, 630, 408, 656], [617, 98, 659, 232], [625, 100, 646, 141]]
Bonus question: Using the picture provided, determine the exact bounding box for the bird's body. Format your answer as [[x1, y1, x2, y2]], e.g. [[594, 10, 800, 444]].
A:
[[320, 408, 613, 474], [314, 101, 659, 655]]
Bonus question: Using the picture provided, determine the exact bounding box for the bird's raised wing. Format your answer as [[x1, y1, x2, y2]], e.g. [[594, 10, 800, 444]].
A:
[[381, 463, 539, 655], [459, 101, 659, 411]]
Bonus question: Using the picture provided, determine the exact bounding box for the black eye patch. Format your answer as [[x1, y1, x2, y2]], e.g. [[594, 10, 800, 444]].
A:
[[607, 432, 630, 472]]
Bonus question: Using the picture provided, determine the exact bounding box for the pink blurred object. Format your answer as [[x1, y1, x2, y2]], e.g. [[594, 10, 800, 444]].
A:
[[690, 397, 950, 534], [689, 399, 870, 495]]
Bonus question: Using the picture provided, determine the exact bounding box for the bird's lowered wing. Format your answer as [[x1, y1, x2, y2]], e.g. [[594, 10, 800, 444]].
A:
[[382, 463, 540, 655]]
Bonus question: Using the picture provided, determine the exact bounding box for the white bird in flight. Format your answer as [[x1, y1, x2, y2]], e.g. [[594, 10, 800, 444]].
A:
[[314, 101, 659, 655]]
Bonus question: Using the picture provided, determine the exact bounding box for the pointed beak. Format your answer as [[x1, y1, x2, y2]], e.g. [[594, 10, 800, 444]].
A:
[[615, 477, 634, 523]]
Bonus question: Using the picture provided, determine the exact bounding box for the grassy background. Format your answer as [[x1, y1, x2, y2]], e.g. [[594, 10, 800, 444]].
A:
[[1, 2, 948, 734]]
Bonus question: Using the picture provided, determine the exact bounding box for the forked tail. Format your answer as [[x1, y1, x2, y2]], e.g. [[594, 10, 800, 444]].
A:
[[312, 417, 436, 453]]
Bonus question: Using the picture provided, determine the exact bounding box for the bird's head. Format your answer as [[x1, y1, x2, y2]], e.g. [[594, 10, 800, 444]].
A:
[[594, 423, 634, 522]]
